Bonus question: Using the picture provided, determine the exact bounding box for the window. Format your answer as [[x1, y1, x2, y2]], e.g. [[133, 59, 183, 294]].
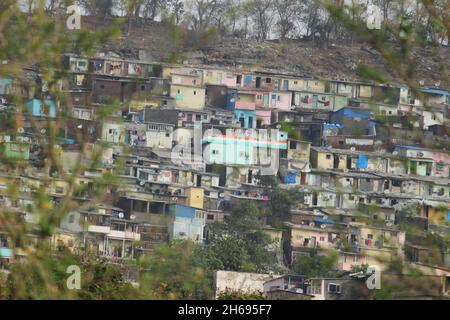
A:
[[100, 84, 105, 89], [289, 140, 297, 149], [195, 114, 202, 121], [265, 78, 271, 84], [141, 85, 145, 91], [294, 81, 298, 85], [326, 154, 331, 159], [193, 90, 197, 95], [212, 149, 219, 155], [177, 89, 180, 94], [55, 186, 64, 194], [207, 214, 214, 220], [328, 283, 341, 294], [277, 95, 281, 101], [320, 236, 325, 242], [367, 234, 373, 239], [349, 195, 355, 200], [68, 215, 75, 224], [257, 94, 262, 100], [193, 79, 197, 85]]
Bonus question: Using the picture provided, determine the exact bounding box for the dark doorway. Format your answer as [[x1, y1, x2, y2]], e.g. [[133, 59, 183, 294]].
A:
[[333, 155, 340, 169], [346, 157, 352, 170], [312, 192, 318, 206], [248, 116, 253, 128], [239, 117, 245, 127], [236, 75, 242, 85], [300, 172, 306, 185], [247, 170, 253, 184], [256, 77, 261, 88]]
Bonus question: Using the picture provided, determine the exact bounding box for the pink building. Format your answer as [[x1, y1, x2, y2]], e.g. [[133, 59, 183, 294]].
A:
[[255, 109, 271, 127]]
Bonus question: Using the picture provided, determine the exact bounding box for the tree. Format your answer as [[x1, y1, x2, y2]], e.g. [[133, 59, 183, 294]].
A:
[[139, 241, 212, 299], [267, 187, 304, 225], [274, 0, 301, 39], [185, 0, 223, 32], [251, 0, 275, 40], [293, 250, 339, 278], [199, 201, 278, 273], [0, 248, 143, 299], [77, 0, 115, 17]]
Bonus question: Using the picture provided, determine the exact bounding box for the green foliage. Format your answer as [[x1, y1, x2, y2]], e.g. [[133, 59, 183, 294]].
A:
[[279, 122, 299, 140], [198, 202, 278, 273], [0, 248, 142, 300], [217, 289, 267, 300], [267, 187, 303, 224], [293, 251, 340, 278], [139, 241, 212, 300]]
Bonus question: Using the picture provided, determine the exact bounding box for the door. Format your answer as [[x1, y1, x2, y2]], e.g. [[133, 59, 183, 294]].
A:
[[283, 80, 289, 90], [263, 94, 269, 107], [248, 116, 253, 128], [313, 95, 318, 107], [300, 172, 306, 185], [256, 77, 261, 88]]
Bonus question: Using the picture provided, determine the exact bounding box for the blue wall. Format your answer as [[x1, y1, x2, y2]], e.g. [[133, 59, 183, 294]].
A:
[[0, 77, 12, 95], [234, 109, 255, 128], [169, 204, 196, 218], [26, 99, 56, 118]]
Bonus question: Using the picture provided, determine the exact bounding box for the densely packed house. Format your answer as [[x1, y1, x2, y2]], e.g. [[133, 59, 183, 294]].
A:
[[0, 51, 449, 298]]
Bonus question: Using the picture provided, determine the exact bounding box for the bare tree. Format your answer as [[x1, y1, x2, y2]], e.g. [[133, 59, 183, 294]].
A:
[[186, 0, 222, 32], [274, 0, 302, 39], [251, 0, 275, 40]]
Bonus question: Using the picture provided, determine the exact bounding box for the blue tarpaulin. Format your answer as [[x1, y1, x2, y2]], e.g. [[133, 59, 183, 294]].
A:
[[357, 154, 368, 169], [284, 172, 297, 184]]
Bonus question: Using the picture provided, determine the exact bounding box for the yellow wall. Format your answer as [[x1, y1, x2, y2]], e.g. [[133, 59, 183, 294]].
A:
[[170, 84, 206, 110], [186, 187, 204, 209], [290, 227, 330, 248], [238, 93, 255, 102], [288, 78, 307, 91], [359, 85, 372, 98], [315, 151, 334, 170], [428, 207, 449, 224], [307, 80, 326, 93]]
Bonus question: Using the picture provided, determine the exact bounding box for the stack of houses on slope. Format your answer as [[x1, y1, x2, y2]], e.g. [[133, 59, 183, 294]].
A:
[[0, 51, 449, 298]]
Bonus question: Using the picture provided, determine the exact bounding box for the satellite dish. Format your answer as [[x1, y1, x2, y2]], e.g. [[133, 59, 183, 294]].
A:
[[130, 215, 136, 220], [350, 147, 356, 151], [309, 222, 315, 227], [386, 222, 393, 227], [40, 129, 46, 134], [118, 212, 124, 219], [17, 128, 24, 133], [320, 224, 327, 229]]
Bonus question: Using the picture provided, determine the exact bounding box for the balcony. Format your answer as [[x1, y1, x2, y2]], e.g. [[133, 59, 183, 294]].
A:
[[87, 225, 110, 234], [108, 230, 141, 241], [235, 101, 256, 110]]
